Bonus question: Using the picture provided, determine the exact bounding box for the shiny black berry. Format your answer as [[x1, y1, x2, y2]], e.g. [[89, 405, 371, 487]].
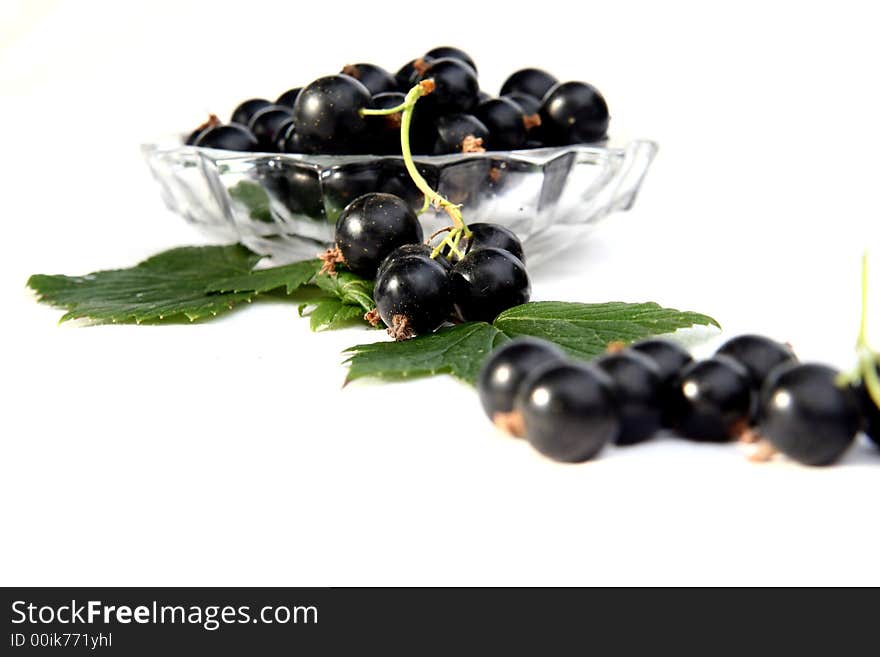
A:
[[500, 68, 558, 101], [248, 105, 293, 151], [502, 92, 541, 116], [366, 91, 406, 154], [395, 56, 433, 92], [759, 363, 861, 466], [418, 58, 480, 114], [424, 46, 477, 74], [595, 351, 663, 445], [374, 253, 451, 339], [279, 125, 306, 154], [463, 223, 525, 263], [194, 124, 259, 151], [184, 115, 220, 145], [342, 63, 397, 96], [477, 338, 566, 427], [451, 247, 530, 323], [540, 81, 609, 145], [377, 243, 451, 279], [630, 338, 693, 426], [857, 365, 880, 448], [672, 356, 752, 442], [515, 362, 620, 462], [231, 98, 271, 126], [716, 335, 797, 388], [475, 98, 529, 150], [275, 87, 302, 109], [272, 117, 296, 151], [334, 193, 423, 278], [293, 75, 371, 154], [431, 114, 489, 154]]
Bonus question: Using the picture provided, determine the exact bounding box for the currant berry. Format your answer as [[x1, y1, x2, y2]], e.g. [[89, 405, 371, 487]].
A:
[[502, 92, 541, 116], [758, 363, 861, 465], [594, 351, 663, 445], [515, 362, 620, 462], [395, 56, 433, 92], [247, 105, 294, 150], [431, 114, 490, 154], [672, 356, 752, 442], [474, 98, 530, 150], [477, 338, 566, 428], [334, 193, 423, 278], [716, 335, 797, 388], [365, 91, 406, 155], [184, 114, 220, 145], [451, 247, 530, 322], [275, 87, 302, 109], [279, 124, 307, 154], [630, 338, 693, 426], [194, 124, 259, 151], [341, 63, 397, 96], [540, 81, 610, 145], [293, 75, 371, 154], [500, 68, 558, 101], [374, 253, 451, 339], [424, 46, 477, 74], [377, 243, 451, 280], [230, 98, 271, 126], [418, 58, 480, 114], [272, 117, 296, 151], [463, 223, 525, 263]]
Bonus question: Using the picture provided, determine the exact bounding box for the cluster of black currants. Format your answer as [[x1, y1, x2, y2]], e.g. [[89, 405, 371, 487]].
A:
[[478, 334, 880, 466], [183, 45, 610, 155], [327, 192, 531, 340]]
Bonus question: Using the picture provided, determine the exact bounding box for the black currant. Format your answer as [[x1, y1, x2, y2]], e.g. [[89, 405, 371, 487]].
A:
[[374, 253, 451, 339], [194, 124, 259, 151], [502, 92, 541, 116], [230, 98, 271, 126], [475, 97, 532, 150], [341, 63, 396, 96], [334, 193, 423, 278], [629, 338, 693, 426], [515, 362, 620, 463], [540, 81, 610, 145], [365, 91, 406, 155], [500, 68, 558, 101], [323, 162, 382, 222], [463, 223, 525, 263], [758, 363, 861, 466], [716, 335, 797, 389], [247, 105, 293, 151], [184, 114, 220, 145], [395, 56, 433, 92], [594, 351, 663, 445], [477, 338, 567, 429], [424, 46, 477, 74], [418, 58, 480, 114], [857, 365, 880, 448], [279, 124, 307, 154], [672, 356, 752, 442], [275, 87, 302, 109], [431, 113, 490, 154], [292, 75, 371, 154], [451, 247, 530, 323], [272, 117, 296, 151], [377, 243, 451, 280]]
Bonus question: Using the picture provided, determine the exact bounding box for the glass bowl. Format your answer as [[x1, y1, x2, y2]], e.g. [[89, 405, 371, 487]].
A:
[[141, 138, 658, 263]]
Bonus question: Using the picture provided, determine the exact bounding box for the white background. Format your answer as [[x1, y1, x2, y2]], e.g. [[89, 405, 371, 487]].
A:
[[2, 0, 879, 586]]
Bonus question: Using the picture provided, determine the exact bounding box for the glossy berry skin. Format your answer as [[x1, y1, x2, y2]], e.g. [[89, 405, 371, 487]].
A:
[[292, 75, 372, 154], [279, 125, 307, 154], [432, 114, 490, 154], [540, 81, 610, 145], [474, 98, 529, 150], [759, 363, 860, 466], [365, 91, 406, 155], [424, 46, 477, 74], [857, 365, 880, 448], [395, 56, 433, 92], [630, 338, 693, 426], [335, 193, 423, 278], [595, 351, 663, 445], [272, 117, 295, 151], [275, 87, 302, 109], [230, 98, 271, 126], [374, 254, 451, 337], [418, 58, 480, 114], [500, 68, 558, 101], [194, 124, 259, 151], [477, 338, 567, 425], [672, 356, 752, 442], [377, 243, 451, 279], [451, 248, 530, 323], [463, 223, 525, 262], [515, 362, 620, 463], [247, 105, 293, 150], [716, 334, 797, 388], [502, 92, 542, 116], [341, 63, 397, 96]]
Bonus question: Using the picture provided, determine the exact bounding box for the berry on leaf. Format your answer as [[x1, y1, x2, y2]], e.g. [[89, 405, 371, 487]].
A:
[[451, 247, 530, 323]]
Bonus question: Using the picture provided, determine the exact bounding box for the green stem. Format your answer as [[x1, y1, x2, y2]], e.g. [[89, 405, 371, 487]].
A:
[[360, 103, 409, 117], [856, 252, 880, 407]]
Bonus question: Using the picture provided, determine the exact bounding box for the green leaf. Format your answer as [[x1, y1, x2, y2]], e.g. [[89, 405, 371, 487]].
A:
[[228, 180, 272, 223], [343, 322, 509, 384], [494, 301, 720, 360], [209, 259, 322, 295], [302, 299, 367, 332], [315, 270, 374, 312], [28, 245, 260, 323], [343, 301, 720, 384]]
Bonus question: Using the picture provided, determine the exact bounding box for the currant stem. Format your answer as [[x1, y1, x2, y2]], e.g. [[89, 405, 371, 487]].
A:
[[856, 251, 880, 408]]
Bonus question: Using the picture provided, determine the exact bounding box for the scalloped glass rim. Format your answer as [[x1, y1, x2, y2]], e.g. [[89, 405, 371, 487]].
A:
[[142, 137, 658, 263]]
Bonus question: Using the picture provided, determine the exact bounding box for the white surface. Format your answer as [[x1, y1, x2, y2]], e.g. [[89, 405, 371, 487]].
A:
[[2, 0, 879, 586]]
